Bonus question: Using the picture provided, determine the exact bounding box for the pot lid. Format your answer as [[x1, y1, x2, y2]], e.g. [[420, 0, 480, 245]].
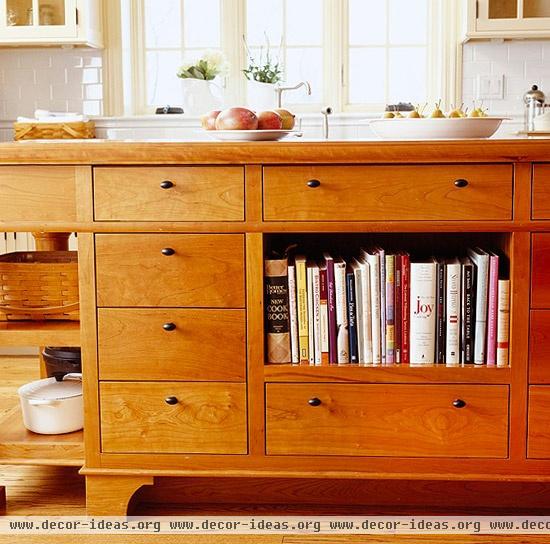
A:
[[524, 84, 545, 103], [18, 374, 82, 401]]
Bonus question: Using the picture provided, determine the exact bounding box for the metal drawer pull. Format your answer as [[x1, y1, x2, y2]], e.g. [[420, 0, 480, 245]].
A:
[[307, 179, 321, 188], [453, 399, 466, 408], [454, 179, 469, 188], [163, 322, 176, 331], [308, 397, 322, 407], [161, 247, 175, 256], [165, 396, 179, 405], [160, 180, 174, 189]]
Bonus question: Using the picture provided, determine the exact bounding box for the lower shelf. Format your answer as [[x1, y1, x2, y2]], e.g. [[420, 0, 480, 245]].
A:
[[0, 406, 84, 466], [264, 364, 512, 383], [0, 321, 80, 347]]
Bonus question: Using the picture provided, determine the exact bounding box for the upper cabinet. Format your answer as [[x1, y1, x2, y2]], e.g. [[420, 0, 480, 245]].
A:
[[466, 0, 550, 38], [0, 0, 102, 47]]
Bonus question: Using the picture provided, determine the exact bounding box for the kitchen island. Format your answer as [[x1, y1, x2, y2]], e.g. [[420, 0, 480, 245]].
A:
[[1, 138, 550, 514]]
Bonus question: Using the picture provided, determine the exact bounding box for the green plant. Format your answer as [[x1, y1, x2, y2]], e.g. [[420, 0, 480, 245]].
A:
[[242, 35, 283, 84], [177, 50, 229, 81]]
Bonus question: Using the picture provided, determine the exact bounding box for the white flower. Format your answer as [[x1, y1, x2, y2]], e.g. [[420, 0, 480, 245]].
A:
[[202, 50, 230, 76]]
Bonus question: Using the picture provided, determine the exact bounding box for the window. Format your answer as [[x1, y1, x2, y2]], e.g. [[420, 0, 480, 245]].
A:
[[119, 0, 458, 115]]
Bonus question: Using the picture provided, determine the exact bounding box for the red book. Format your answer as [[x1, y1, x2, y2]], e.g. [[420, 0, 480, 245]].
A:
[[395, 254, 402, 363], [400, 253, 411, 364]]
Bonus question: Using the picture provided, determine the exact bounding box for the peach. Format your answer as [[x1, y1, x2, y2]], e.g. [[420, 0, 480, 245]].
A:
[[215, 107, 258, 130]]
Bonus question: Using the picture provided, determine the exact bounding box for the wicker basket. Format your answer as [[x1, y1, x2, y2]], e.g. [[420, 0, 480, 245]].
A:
[[13, 121, 95, 141], [0, 251, 79, 321]]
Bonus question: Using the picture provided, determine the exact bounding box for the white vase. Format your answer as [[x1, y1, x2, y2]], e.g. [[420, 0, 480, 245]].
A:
[[247, 80, 278, 111], [181, 79, 223, 116]]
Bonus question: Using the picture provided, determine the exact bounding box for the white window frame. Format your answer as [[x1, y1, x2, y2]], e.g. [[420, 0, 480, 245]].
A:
[[107, 0, 462, 116]]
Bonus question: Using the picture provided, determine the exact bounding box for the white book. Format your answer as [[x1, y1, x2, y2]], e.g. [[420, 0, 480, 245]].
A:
[[312, 264, 321, 366], [351, 260, 364, 364], [288, 264, 299, 364], [307, 264, 315, 365], [334, 258, 349, 364], [6, 232, 15, 253], [361, 249, 381, 365], [496, 279, 510, 367], [468, 247, 490, 365], [378, 247, 386, 363], [353, 258, 373, 365], [0, 233, 6, 254], [319, 263, 329, 358], [410, 259, 437, 365], [445, 258, 461, 366]]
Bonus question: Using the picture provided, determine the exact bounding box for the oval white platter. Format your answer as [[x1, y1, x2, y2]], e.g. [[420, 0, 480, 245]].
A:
[[203, 129, 301, 141], [369, 117, 506, 140]]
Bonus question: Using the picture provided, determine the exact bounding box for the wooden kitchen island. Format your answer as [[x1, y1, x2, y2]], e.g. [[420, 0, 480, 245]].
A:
[[1, 138, 550, 515]]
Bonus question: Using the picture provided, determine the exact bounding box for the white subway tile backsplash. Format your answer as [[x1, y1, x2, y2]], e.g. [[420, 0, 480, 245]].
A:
[[463, 60, 491, 78], [508, 41, 544, 62], [474, 42, 509, 62]]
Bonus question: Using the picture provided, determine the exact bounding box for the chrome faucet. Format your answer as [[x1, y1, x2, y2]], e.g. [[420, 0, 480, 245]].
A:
[[275, 81, 312, 107]]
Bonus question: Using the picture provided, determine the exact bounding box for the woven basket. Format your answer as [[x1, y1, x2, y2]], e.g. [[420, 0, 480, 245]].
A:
[[0, 251, 79, 321], [13, 121, 95, 141]]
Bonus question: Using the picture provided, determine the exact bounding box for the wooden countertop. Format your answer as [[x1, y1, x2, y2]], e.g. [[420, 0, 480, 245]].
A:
[[0, 138, 549, 164]]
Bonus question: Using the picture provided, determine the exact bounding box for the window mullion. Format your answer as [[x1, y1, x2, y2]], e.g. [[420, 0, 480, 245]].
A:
[[325, 0, 344, 112]]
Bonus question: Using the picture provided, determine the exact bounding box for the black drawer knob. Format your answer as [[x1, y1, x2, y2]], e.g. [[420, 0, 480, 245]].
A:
[[454, 179, 469, 188], [308, 397, 322, 407], [165, 396, 178, 405], [163, 322, 176, 331], [453, 399, 466, 408], [161, 247, 175, 256], [307, 179, 321, 188], [160, 180, 174, 189]]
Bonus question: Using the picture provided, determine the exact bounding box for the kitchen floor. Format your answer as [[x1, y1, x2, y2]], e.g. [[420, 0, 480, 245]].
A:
[[1, 356, 549, 544]]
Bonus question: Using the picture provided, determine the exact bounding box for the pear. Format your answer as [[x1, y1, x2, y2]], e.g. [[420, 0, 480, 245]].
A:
[[393, 111, 404, 118], [383, 111, 395, 119], [469, 108, 482, 118], [408, 110, 421, 118], [430, 100, 445, 118], [448, 109, 462, 118]]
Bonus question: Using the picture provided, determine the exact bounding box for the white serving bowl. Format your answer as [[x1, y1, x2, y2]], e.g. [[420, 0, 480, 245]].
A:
[[369, 117, 505, 140], [204, 129, 300, 141]]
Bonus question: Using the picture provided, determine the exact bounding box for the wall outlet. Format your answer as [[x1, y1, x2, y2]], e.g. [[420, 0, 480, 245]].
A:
[[476, 75, 504, 100]]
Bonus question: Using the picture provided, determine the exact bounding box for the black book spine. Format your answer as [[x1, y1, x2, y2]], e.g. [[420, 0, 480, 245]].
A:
[[435, 261, 446, 364], [461, 263, 474, 364], [346, 271, 358, 364]]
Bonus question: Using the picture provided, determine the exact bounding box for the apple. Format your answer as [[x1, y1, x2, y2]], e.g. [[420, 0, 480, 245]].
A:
[[200, 110, 221, 130], [257, 110, 283, 130], [273, 108, 295, 130], [215, 107, 258, 130]]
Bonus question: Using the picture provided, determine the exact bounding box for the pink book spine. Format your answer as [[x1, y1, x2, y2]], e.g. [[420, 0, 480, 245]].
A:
[[486, 254, 499, 366]]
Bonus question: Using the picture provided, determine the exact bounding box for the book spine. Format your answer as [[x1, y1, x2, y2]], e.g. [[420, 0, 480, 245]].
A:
[[288, 265, 299, 364], [361, 262, 373, 365], [496, 279, 510, 367], [409, 262, 436, 365], [461, 263, 474, 364], [445, 263, 461, 366], [312, 267, 321, 366], [335, 262, 350, 364], [379, 250, 386, 364], [401, 254, 410, 364], [326, 258, 337, 364], [486, 254, 499, 367], [385, 254, 395, 364], [307, 266, 315, 365], [347, 271, 358, 363], [296, 258, 309, 364], [435, 261, 446, 364], [354, 268, 364, 364], [367, 254, 381, 365], [319, 268, 329, 364], [394, 257, 402, 363], [473, 255, 489, 365], [264, 258, 291, 363]]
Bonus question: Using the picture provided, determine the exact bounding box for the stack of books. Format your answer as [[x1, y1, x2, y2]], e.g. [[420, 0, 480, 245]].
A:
[[264, 247, 510, 367]]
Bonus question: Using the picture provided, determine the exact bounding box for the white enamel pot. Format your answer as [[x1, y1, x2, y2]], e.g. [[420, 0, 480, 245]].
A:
[[18, 373, 83, 434]]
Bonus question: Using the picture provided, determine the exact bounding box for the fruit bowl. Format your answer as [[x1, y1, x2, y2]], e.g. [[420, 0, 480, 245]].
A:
[[369, 117, 506, 140], [203, 129, 300, 141]]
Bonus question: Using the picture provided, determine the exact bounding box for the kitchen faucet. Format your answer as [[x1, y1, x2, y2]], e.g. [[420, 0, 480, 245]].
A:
[[275, 81, 312, 107]]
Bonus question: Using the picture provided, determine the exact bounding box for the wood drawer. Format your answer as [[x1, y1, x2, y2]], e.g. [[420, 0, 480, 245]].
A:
[[528, 386, 550, 459], [95, 234, 245, 308], [529, 311, 550, 383], [532, 164, 550, 219], [266, 384, 509, 457], [263, 165, 513, 222], [94, 166, 244, 222], [0, 166, 76, 222], [98, 308, 246, 381], [100, 382, 247, 454], [531, 233, 550, 308]]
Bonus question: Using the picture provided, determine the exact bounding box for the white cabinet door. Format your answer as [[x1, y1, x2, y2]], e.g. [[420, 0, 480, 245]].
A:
[[475, 0, 550, 34]]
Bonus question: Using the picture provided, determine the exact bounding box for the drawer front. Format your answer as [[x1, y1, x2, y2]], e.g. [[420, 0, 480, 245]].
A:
[[0, 166, 76, 222], [100, 382, 247, 454], [95, 234, 245, 308], [98, 308, 246, 381], [531, 233, 550, 308], [528, 386, 550, 459], [529, 311, 550, 383], [263, 165, 513, 221], [532, 164, 550, 220], [94, 166, 245, 222], [266, 384, 509, 457]]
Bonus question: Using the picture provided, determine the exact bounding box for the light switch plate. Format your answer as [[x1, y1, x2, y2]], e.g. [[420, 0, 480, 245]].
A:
[[476, 75, 504, 100]]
